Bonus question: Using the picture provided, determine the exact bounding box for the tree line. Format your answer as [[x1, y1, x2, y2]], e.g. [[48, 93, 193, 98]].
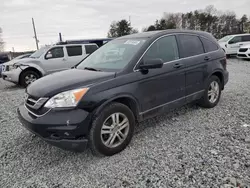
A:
[[107, 5, 250, 39]]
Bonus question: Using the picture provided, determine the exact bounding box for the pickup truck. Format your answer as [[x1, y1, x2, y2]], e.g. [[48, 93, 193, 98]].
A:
[[1, 43, 98, 87]]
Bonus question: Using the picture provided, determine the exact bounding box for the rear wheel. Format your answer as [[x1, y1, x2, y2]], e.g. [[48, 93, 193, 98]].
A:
[[198, 75, 222, 108], [20, 70, 40, 87], [89, 102, 135, 156]]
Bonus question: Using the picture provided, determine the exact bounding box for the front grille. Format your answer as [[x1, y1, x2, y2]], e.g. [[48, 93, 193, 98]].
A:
[[238, 54, 247, 57], [25, 95, 48, 110], [239, 48, 248, 52]]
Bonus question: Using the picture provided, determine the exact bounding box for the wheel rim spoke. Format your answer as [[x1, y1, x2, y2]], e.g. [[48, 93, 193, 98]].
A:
[[208, 81, 219, 103], [105, 133, 116, 146], [116, 130, 125, 141]]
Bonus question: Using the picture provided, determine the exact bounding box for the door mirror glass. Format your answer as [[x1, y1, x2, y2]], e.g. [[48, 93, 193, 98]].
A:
[[139, 58, 164, 70]]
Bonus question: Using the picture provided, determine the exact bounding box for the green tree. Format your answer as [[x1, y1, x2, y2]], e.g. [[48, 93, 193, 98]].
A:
[[107, 19, 138, 38]]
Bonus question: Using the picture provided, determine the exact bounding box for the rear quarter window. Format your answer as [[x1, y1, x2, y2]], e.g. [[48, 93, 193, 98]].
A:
[[200, 37, 219, 52], [242, 35, 250, 42], [85, 45, 98, 54], [178, 35, 204, 58]]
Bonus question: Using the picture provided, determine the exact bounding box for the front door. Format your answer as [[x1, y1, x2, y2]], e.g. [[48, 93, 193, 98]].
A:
[[227, 36, 243, 54], [42, 46, 68, 75], [134, 35, 186, 119]]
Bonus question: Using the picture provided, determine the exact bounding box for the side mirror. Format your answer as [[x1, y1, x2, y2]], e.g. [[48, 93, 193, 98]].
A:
[[45, 53, 52, 59], [139, 58, 164, 70]]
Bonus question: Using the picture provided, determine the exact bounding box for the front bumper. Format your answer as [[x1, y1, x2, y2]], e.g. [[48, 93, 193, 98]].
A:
[[237, 50, 250, 59], [17, 104, 91, 152], [2, 68, 22, 83]]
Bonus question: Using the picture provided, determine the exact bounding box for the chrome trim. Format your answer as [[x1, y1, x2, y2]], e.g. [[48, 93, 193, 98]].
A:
[[26, 97, 48, 110], [133, 33, 220, 72], [139, 90, 204, 115], [24, 104, 51, 118]]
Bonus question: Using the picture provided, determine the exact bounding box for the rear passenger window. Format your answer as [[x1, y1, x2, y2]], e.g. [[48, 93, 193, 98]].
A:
[[178, 35, 204, 58], [200, 37, 218, 52], [144, 35, 179, 62], [242, 35, 250, 42], [66, 46, 82, 56], [85, 45, 98, 54]]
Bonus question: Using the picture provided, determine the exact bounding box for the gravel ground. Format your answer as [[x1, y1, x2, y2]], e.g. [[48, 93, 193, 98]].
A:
[[0, 58, 250, 188]]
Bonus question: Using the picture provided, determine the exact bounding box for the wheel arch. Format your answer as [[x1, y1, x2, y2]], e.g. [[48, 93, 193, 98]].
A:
[[210, 70, 224, 90], [94, 94, 141, 122], [19, 67, 43, 85]]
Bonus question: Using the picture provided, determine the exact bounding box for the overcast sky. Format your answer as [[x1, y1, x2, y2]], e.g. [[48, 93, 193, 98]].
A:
[[1, 0, 249, 51]]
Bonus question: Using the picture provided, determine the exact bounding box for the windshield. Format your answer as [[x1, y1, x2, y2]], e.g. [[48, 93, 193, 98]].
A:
[[77, 38, 146, 71], [218, 35, 234, 42], [30, 46, 50, 58]]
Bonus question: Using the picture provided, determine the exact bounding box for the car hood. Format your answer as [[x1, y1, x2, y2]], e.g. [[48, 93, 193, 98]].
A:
[[27, 69, 116, 97], [3, 58, 40, 66]]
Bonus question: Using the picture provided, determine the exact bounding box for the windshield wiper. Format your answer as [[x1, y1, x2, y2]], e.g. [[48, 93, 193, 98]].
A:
[[84, 67, 101, 71]]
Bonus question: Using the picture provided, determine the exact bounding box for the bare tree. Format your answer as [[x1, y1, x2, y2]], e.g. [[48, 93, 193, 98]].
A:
[[0, 27, 4, 52]]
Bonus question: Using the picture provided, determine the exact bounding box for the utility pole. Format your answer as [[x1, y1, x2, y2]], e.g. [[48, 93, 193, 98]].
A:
[[32, 18, 39, 50], [59, 33, 63, 42]]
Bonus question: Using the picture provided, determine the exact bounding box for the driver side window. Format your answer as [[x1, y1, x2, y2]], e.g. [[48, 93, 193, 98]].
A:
[[229, 36, 242, 44], [45, 47, 64, 59], [143, 35, 179, 64]]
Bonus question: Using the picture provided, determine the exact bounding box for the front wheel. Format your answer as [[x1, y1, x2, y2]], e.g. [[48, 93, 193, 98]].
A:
[[89, 102, 135, 156], [20, 70, 40, 87], [198, 75, 222, 108]]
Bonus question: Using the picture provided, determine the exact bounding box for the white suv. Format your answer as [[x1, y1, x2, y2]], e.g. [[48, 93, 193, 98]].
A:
[[1, 43, 98, 87], [218, 34, 250, 56]]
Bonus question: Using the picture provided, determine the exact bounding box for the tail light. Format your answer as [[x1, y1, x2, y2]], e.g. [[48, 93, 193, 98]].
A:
[[220, 58, 227, 70]]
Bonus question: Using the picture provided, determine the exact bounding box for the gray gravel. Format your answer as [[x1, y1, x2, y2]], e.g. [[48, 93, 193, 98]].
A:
[[1, 58, 250, 188]]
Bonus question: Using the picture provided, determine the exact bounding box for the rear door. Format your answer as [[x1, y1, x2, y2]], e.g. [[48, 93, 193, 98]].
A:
[[66, 45, 85, 67], [176, 34, 208, 102]]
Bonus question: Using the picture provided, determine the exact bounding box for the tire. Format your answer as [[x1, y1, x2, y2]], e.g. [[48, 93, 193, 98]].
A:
[[89, 102, 135, 156], [198, 75, 222, 108], [20, 70, 40, 87]]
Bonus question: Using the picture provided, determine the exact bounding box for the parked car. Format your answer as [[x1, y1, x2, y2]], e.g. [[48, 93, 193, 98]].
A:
[[1, 43, 98, 87], [237, 44, 250, 59], [0, 53, 10, 77], [18, 30, 229, 156], [218, 33, 250, 57]]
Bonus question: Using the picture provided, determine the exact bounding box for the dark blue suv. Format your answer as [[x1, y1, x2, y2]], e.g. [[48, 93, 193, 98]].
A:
[[18, 30, 229, 156]]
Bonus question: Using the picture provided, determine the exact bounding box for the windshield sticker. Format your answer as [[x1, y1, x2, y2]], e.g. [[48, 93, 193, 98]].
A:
[[124, 40, 140, 45]]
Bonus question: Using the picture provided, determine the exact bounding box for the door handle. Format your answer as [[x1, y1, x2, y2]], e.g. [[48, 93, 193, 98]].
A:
[[204, 56, 211, 61], [62, 58, 66, 61], [173, 63, 183, 68]]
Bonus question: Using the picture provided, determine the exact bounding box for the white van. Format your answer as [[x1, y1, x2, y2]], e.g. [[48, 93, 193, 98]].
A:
[[218, 34, 250, 56], [2, 43, 98, 87]]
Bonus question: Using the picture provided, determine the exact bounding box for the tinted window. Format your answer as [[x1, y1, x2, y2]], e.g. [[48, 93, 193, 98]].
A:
[[200, 37, 219, 52], [46, 47, 64, 59], [85, 45, 98, 54], [178, 35, 204, 58], [229, 36, 242, 44], [66, 46, 82, 56], [242, 35, 250, 42], [144, 35, 179, 62]]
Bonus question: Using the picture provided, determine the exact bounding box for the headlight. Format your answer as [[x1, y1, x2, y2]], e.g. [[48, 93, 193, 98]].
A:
[[44, 88, 89, 108], [9, 64, 19, 71]]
